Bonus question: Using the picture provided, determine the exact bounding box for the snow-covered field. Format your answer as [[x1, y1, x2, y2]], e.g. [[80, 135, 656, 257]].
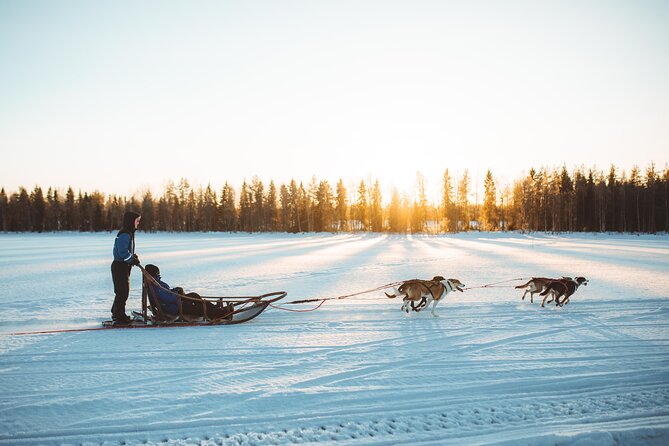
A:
[[1, 232, 668, 445]]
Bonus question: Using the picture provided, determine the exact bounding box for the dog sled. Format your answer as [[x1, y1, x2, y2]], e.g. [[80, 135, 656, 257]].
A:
[[102, 267, 287, 328]]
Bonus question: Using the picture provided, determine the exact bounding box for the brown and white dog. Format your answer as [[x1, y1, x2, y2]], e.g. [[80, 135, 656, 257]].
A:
[[385, 276, 465, 316], [539, 276, 588, 307], [515, 277, 555, 303]]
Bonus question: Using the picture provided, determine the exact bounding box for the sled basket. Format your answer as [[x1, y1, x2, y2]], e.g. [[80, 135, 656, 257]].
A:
[[135, 266, 287, 326]]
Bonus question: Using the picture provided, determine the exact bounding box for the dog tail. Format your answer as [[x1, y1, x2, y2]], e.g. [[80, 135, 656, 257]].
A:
[[515, 280, 532, 289], [385, 287, 400, 298]]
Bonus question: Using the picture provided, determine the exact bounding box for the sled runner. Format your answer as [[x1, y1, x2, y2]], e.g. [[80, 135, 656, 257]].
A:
[[103, 267, 287, 328]]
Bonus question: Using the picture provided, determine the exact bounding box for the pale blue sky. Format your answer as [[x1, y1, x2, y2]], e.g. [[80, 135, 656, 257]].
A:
[[1, 0, 668, 199]]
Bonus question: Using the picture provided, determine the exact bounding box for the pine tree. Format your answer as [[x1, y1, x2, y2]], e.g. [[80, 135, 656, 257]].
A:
[[90, 191, 105, 231], [482, 170, 498, 231], [186, 189, 197, 232], [177, 178, 191, 231], [64, 187, 77, 231], [663, 167, 669, 232], [30, 186, 46, 232], [79, 192, 91, 231], [457, 171, 470, 230], [629, 166, 642, 232], [606, 165, 618, 232], [355, 180, 368, 231], [266, 181, 279, 232], [335, 179, 349, 232], [220, 182, 237, 231], [645, 163, 658, 233], [157, 196, 170, 232], [315, 180, 335, 232], [441, 169, 456, 232], [107, 195, 125, 232], [289, 180, 301, 232], [46, 188, 62, 231], [201, 184, 217, 232], [141, 191, 155, 232], [370, 179, 383, 232], [388, 189, 402, 233], [239, 180, 252, 232], [165, 180, 181, 231], [250, 177, 265, 232], [411, 172, 428, 233], [297, 182, 310, 232], [560, 166, 574, 231], [0, 188, 7, 232], [279, 184, 290, 232]]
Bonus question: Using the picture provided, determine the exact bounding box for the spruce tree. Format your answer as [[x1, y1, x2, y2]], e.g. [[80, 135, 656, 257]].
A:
[[482, 170, 498, 231], [441, 169, 455, 232], [251, 177, 265, 232], [388, 189, 402, 233], [47, 188, 62, 231], [457, 171, 470, 230], [315, 180, 335, 232], [266, 181, 279, 232], [30, 186, 46, 232], [335, 179, 348, 232], [279, 183, 290, 232], [297, 182, 309, 232], [157, 196, 170, 232], [141, 191, 155, 232], [202, 184, 217, 232], [220, 182, 238, 232], [355, 181, 368, 231], [371, 179, 383, 232], [64, 187, 77, 231], [0, 188, 7, 231], [289, 180, 300, 232], [239, 180, 252, 232]]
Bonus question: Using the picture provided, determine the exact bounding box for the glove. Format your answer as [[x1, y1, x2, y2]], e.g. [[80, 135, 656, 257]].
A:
[[130, 254, 140, 266]]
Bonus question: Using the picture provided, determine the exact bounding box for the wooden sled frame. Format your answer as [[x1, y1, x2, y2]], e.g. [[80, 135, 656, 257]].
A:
[[135, 267, 287, 326]]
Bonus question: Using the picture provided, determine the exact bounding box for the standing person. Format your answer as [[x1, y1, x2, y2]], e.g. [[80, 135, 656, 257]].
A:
[[111, 211, 141, 324]]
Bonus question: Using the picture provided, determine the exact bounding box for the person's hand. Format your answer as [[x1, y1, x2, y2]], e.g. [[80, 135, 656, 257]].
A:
[[131, 254, 141, 266]]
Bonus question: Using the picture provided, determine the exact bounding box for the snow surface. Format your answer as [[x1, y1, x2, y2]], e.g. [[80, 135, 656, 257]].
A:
[[1, 232, 668, 445]]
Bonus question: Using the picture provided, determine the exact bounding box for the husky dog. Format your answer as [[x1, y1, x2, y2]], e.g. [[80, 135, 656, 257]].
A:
[[540, 277, 589, 307], [515, 277, 555, 303], [385, 276, 465, 316]]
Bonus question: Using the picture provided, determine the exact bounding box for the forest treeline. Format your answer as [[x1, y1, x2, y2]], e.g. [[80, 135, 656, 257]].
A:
[[1, 163, 668, 234]]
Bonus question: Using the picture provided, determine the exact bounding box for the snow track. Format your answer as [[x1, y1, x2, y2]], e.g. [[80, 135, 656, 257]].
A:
[[1, 233, 668, 445]]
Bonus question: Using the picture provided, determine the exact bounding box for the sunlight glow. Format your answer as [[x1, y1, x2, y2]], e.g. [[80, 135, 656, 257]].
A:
[[1, 1, 667, 198]]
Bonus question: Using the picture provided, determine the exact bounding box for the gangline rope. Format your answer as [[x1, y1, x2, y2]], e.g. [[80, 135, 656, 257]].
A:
[[267, 277, 531, 312], [268, 281, 405, 312]]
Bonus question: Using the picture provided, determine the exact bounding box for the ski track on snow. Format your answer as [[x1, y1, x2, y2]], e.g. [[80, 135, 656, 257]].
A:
[[0, 232, 668, 445]]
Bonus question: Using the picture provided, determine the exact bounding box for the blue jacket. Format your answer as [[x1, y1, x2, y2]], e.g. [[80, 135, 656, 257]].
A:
[[113, 232, 135, 263], [113, 211, 139, 263], [151, 279, 179, 315]]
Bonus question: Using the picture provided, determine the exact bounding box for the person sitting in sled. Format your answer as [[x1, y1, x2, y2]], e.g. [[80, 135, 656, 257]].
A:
[[144, 264, 232, 320]]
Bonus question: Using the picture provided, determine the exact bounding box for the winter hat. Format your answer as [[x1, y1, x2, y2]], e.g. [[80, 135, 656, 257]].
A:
[[145, 264, 160, 278]]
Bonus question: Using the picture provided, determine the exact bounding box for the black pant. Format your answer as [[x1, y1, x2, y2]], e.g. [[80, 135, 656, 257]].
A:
[[111, 260, 132, 318]]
